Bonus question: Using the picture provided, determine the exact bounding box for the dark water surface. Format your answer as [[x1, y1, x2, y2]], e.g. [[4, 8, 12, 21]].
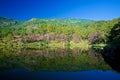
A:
[[0, 48, 120, 80], [0, 69, 120, 80]]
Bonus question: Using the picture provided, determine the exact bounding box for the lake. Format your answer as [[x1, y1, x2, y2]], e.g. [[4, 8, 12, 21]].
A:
[[0, 48, 120, 80]]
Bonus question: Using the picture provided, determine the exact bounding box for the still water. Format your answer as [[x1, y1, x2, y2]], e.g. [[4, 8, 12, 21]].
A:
[[0, 48, 120, 80]]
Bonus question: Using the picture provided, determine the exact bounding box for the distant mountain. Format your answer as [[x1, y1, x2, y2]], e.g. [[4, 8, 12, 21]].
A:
[[22, 18, 94, 27], [0, 17, 95, 27], [0, 17, 17, 27]]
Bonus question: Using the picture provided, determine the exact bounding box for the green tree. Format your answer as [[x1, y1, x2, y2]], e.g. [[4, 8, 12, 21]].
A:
[[108, 22, 120, 45]]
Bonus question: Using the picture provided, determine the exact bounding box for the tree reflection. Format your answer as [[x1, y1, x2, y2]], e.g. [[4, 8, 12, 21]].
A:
[[0, 48, 111, 72], [102, 45, 120, 72]]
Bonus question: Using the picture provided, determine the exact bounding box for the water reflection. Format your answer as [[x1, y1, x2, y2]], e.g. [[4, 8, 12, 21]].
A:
[[102, 45, 120, 72], [0, 48, 111, 71], [1, 48, 120, 80]]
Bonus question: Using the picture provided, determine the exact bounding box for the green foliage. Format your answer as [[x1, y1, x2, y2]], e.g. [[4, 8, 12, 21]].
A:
[[24, 41, 48, 49], [0, 17, 120, 49], [0, 39, 23, 50], [108, 22, 120, 45]]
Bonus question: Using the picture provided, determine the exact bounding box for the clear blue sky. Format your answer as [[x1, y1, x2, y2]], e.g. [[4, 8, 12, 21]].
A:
[[0, 0, 120, 20]]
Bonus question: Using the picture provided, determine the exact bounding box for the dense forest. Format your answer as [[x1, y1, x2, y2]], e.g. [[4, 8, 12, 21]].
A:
[[0, 16, 120, 50]]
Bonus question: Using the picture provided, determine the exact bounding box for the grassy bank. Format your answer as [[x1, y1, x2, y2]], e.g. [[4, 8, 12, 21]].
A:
[[0, 39, 107, 51], [0, 39, 92, 50]]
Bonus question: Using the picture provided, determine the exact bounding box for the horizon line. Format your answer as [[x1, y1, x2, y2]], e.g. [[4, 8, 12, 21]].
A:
[[0, 16, 120, 21]]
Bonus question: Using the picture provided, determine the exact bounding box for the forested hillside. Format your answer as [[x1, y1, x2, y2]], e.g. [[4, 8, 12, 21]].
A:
[[0, 17, 120, 50]]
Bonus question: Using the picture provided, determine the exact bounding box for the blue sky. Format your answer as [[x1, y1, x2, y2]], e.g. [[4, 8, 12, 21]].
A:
[[0, 0, 120, 20]]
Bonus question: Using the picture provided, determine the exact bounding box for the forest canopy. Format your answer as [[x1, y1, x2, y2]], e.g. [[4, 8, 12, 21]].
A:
[[0, 17, 120, 49]]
